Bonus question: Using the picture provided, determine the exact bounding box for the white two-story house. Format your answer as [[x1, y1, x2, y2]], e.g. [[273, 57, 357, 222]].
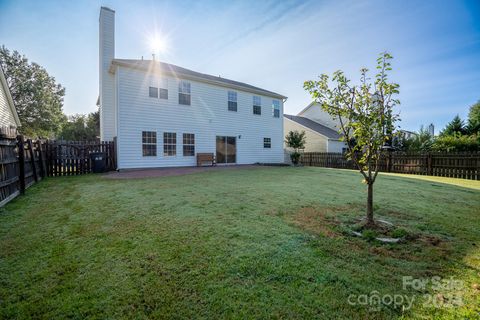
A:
[[99, 7, 287, 169]]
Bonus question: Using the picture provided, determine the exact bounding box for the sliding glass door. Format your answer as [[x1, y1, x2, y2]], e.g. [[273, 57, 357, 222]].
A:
[[216, 136, 236, 164]]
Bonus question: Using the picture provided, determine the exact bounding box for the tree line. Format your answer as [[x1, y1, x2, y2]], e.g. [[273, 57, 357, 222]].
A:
[[397, 102, 480, 152], [0, 46, 99, 140]]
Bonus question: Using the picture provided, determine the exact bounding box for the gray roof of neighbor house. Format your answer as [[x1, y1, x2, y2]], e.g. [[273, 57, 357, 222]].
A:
[[284, 114, 341, 139], [111, 59, 287, 99]]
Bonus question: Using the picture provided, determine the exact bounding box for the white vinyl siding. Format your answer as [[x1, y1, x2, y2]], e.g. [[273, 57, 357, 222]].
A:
[[99, 8, 116, 141], [115, 67, 284, 168], [0, 82, 17, 127]]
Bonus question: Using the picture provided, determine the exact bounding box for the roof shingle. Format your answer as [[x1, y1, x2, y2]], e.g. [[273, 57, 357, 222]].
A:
[[284, 114, 341, 139], [112, 59, 286, 99]]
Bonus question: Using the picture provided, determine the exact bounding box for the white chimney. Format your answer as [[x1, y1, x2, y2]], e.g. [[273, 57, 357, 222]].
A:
[[99, 7, 116, 141]]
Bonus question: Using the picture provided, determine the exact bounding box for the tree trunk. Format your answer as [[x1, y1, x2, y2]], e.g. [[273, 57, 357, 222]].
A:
[[366, 182, 375, 227]]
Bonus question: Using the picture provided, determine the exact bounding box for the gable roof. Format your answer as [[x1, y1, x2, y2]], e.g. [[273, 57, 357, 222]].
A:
[[111, 59, 287, 100], [284, 114, 341, 140], [297, 101, 317, 116], [0, 65, 21, 127]]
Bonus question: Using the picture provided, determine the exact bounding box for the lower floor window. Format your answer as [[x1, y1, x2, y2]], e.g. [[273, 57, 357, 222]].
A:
[[164, 132, 176, 156], [183, 133, 195, 157], [264, 137, 271, 148], [142, 131, 157, 156], [183, 133, 195, 156]]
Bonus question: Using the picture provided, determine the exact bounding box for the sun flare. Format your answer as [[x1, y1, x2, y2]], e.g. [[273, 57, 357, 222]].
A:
[[148, 34, 169, 55]]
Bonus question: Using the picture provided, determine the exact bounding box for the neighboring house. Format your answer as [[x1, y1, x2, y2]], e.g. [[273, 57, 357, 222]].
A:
[[283, 102, 346, 153], [98, 7, 286, 169], [0, 65, 21, 129], [297, 101, 342, 132], [398, 129, 418, 139]]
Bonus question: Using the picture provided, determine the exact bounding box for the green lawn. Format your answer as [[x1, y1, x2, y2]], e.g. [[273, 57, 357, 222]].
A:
[[1, 167, 479, 319]]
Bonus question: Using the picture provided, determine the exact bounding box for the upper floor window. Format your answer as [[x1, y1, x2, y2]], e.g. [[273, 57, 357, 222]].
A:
[[178, 81, 191, 105], [149, 78, 168, 100], [272, 100, 280, 118], [163, 132, 177, 156], [142, 131, 157, 156], [183, 133, 195, 156], [149, 87, 159, 98], [264, 137, 271, 148], [253, 96, 261, 115], [228, 91, 237, 112], [159, 78, 168, 99]]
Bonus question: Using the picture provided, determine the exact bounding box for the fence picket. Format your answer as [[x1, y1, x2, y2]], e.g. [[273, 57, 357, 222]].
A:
[[300, 151, 480, 180]]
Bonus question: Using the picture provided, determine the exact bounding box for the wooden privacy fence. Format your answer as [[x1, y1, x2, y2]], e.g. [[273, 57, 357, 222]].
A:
[[45, 140, 116, 176], [0, 128, 46, 207], [0, 127, 116, 207], [300, 151, 480, 180]]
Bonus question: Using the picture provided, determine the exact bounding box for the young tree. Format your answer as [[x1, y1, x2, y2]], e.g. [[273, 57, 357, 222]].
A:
[[440, 115, 465, 136], [285, 130, 306, 165], [0, 46, 66, 137], [304, 52, 400, 227], [466, 100, 480, 135]]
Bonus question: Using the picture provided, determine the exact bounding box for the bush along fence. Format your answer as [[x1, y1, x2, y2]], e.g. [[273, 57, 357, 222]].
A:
[[0, 127, 116, 207], [300, 151, 480, 180]]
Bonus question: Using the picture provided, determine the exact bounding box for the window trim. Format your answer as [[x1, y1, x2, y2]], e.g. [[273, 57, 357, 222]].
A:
[[263, 137, 271, 149], [228, 91, 237, 112], [149, 86, 159, 98], [272, 100, 280, 118], [163, 132, 177, 156], [182, 133, 195, 157], [178, 81, 191, 105], [142, 131, 157, 156], [253, 96, 261, 115], [159, 88, 168, 100]]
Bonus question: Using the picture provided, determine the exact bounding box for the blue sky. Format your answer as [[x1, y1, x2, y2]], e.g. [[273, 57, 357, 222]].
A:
[[0, 0, 479, 132]]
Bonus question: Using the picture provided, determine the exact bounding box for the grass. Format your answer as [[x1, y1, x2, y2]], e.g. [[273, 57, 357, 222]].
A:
[[0, 167, 479, 319]]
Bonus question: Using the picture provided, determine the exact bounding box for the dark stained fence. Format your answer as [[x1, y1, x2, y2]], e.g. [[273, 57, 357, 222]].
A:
[[0, 127, 21, 206], [300, 151, 480, 180], [0, 127, 116, 207], [45, 141, 116, 177]]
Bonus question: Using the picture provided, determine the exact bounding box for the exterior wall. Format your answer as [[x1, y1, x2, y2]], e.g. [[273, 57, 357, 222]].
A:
[[99, 7, 116, 141], [326, 140, 346, 153], [0, 82, 17, 128], [299, 103, 341, 131], [116, 67, 284, 169], [283, 117, 327, 152]]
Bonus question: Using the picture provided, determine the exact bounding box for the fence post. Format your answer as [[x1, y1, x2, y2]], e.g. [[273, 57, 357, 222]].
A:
[[427, 153, 433, 176], [387, 152, 392, 172], [112, 138, 117, 170], [17, 135, 25, 194], [27, 139, 38, 182], [36, 139, 46, 178], [477, 153, 480, 180]]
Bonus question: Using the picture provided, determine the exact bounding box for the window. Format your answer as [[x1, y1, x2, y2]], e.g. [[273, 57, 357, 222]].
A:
[[264, 137, 271, 148], [149, 87, 159, 98], [163, 132, 176, 156], [178, 81, 191, 105], [272, 100, 280, 118], [183, 133, 195, 156], [253, 96, 261, 115], [142, 131, 157, 156], [159, 78, 168, 99], [159, 88, 168, 99], [228, 91, 237, 112]]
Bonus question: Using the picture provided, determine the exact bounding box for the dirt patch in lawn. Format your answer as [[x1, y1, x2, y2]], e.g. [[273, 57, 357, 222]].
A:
[[288, 206, 354, 238]]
